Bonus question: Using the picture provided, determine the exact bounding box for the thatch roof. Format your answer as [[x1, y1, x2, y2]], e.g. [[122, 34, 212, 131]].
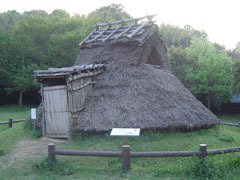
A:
[[73, 17, 219, 132]]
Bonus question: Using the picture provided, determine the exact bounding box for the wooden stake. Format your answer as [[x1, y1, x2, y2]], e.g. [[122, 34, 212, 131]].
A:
[[123, 137, 128, 145], [9, 118, 12, 128], [122, 145, 130, 170], [48, 144, 56, 163], [199, 144, 207, 162]]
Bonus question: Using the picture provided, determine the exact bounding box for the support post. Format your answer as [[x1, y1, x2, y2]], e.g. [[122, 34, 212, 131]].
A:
[[9, 118, 12, 128], [48, 144, 56, 163], [123, 137, 128, 145], [122, 145, 130, 171], [33, 118, 36, 134], [199, 144, 207, 163]]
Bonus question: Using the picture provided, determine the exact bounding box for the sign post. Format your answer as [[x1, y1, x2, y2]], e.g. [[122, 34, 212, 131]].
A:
[[31, 108, 37, 133], [110, 128, 140, 145]]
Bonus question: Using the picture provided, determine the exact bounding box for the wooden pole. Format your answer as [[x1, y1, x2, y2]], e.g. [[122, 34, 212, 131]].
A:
[[123, 137, 128, 145], [48, 144, 56, 163], [9, 118, 12, 128], [33, 118, 36, 134], [199, 144, 207, 163], [122, 145, 130, 170]]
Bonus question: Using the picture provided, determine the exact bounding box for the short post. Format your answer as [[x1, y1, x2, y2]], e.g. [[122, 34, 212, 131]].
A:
[[122, 145, 130, 171], [238, 123, 240, 128], [9, 118, 12, 128], [199, 144, 207, 163], [48, 144, 56, 163], [123, 137, 128, 145]]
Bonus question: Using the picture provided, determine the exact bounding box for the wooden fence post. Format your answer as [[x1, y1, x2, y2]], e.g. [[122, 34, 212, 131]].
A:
[[48, 144, 56, 163], [122, 145, 130, 171], [9, 118, 12, 128], [199, 144, 207, 163]]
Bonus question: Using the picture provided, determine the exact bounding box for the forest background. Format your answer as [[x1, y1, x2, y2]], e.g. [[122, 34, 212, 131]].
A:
[[0, 4, 239, 110]]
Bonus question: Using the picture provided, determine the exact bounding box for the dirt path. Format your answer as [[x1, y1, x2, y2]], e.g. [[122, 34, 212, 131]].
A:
[[3, 137, 66, 167]]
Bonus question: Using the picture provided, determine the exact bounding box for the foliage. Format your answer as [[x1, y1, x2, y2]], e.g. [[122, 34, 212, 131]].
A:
[[88, 4, 131, 23], [229, 43, 240, 95], [0, 10, 23, 33], [185, 39, 233, 107], [0, 5, 131, 106], [23, 10, 49, 18], [0, 33, 16, 87], [0, 5, 239, 106], [6, 64, 42, 94], [232, 60, 240, 95], [159, 24, 207, 49], [50, 9, 70, 18], [160, 24, 208, 89], [167, 45, 192, 84], [0, 10, 95, 105]]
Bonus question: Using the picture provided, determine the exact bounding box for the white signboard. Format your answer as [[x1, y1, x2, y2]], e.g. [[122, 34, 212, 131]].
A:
[[110, 128, 140, 137], [31, 108, 37, 120]]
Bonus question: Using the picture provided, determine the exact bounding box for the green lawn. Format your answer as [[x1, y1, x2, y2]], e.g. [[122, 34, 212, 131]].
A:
[[0, 105, 35, 154], [0, 106, 240, 180]]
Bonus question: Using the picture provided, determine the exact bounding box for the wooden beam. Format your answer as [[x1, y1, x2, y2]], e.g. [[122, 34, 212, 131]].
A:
[[127, 21, 151, 39], [67, 69, 105, 82], [72, 81, 96, 91], [79, 29, 97, 47], [85, 27, 109, 43], [103, 25, 123, 42], [114, 22, 136, 39]]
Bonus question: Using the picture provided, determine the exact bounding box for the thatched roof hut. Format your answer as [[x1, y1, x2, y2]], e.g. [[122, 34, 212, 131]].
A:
[[73, 16, 219, 132]]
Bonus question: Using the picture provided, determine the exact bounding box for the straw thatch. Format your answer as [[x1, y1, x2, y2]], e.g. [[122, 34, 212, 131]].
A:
[[73, 18, 219, 132]]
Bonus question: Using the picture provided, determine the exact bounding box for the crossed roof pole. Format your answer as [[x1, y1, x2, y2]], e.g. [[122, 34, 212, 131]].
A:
[[79, 15, 156, 47]]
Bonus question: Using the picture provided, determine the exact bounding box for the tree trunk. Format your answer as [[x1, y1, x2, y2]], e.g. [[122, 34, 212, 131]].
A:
[[207, 91, 211, 109], [19, 56, 25, 107], [19, 91, 23, 107]]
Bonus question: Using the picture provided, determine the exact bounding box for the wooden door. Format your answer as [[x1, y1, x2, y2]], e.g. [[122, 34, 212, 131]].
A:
[[43, 85, 69, 138]]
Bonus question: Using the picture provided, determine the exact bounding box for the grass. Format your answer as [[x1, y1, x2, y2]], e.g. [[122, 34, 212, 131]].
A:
[[0, 106, 240, 179], [0, 105, 35, 154]]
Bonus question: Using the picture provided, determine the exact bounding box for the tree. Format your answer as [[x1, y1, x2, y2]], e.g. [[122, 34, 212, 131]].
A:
[[6, 64, 42, 106], [167, 46, 193, 85], [159, 24, 207, 49], [88, 4, 131, 23], [50, 9, 70, 18], [231, 42, 240, 95], [0, 10, 23, 33], [0, 33, 16, 87], [23, 10, 48, 18], [185, 39, 233, 109]]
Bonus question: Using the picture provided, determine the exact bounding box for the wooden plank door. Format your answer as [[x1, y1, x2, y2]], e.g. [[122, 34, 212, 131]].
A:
[[43, 85, 69, 138]]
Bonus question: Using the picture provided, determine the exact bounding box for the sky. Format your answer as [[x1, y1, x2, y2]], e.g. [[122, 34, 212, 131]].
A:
[[1, 0, 239, 50]]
